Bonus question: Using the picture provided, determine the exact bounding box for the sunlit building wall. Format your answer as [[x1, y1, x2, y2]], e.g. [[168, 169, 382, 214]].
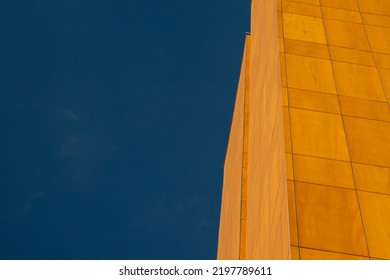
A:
[[218, 0, 390, 260]]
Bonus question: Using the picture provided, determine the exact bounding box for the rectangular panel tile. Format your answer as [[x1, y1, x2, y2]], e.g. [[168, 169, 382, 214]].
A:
[[300, 248, 368, 259], [284, 39, 329, 59], [339, 96, 390, 122], [329, 46, 375, 66], [294, 154, 355, 189], [283, 13, 327, 44], [374, 53, 390, 69], [286, 54, 336, 94], [358, 0, 390, 17], [343, 116, 390, 167], [288, 88, 340, 114], [290, 108, 350, 160], [296, 182, 368, 256], [332, 61, 387, 102], [358, 191, 390, 259], [365, 25, 390, 54], [319, 0, 358, 11], [290, 0, 320, 5], [353, 163, 390, 195], [324, 19, 370, 51], [283, 0, 322, 17], [361, 13, 390, 28], [321, 7, 362, 23]]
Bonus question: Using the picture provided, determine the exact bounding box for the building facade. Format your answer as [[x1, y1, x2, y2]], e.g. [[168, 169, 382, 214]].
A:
[[218, 0, 390, 260]]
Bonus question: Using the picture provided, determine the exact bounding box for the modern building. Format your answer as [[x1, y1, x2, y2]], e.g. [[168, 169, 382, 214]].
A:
[[218, 0, 390, 260]]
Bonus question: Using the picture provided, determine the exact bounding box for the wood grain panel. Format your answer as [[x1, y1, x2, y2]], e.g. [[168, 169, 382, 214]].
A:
[[358, 191, 390, 259], [343, 116, 390, 167], [285, 54, 337, 94], [283, 13, 327, 44], [290, 108, 350, 161], [353, 163, 390, 195], [246, 0, 290, 260], [329, 46, 375, 66], [217, 38, 248, 260], [296, 182, 368, 256], [293, 155, 355, 189], [324, 20, 370, 51]]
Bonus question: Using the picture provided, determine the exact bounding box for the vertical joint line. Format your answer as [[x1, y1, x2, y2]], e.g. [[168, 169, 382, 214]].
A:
[[320, 0, 371, 258], [239, 34, 251, 260], [280, 0, 301, 260]]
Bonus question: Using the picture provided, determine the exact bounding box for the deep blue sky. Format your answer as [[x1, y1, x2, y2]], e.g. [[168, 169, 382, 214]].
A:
[[0, 0, 249, 259]]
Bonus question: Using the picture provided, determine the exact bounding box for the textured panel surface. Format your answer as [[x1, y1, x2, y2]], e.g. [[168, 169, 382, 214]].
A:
[[280, 0, 390, 260], [286, 55, 337, 94], [217, 38, 248, 260], [296, 182, 368, 256], [289, 108, 350, 160], [283, 13, 327, 43], [358, 192, 390, 259], [219, 0, 390, 260], [300, 248, 368, 260], [246, 0, 290, 259]]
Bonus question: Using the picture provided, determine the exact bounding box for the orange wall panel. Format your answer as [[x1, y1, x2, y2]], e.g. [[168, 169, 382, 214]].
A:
[[246, 0, 290, 259], [280, 0, 390, 260], [219, 0, 390, 260]]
